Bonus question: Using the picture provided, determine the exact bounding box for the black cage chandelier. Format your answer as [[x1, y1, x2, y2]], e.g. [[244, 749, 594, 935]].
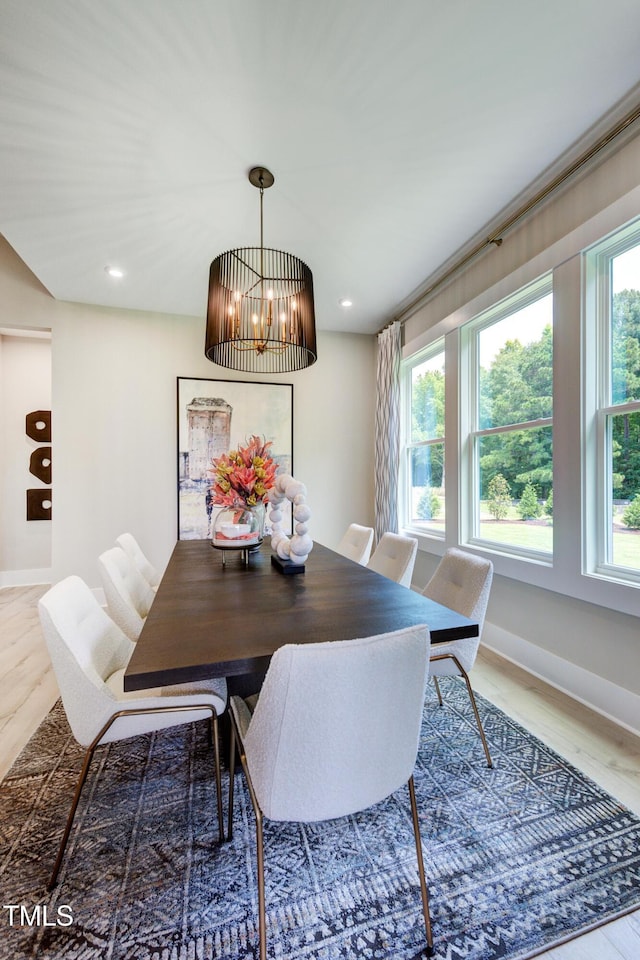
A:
[[205, 167, 317, 373]]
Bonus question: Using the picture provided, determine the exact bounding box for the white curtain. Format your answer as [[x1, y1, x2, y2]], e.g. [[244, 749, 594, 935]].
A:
[[374, 321, 401, 542]]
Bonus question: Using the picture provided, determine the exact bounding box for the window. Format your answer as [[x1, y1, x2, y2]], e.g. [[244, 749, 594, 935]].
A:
[[401, 344, 445, 536], [585, 224, 640, 581], [400, 199, 640, 615], [462, 276, 553, 558]]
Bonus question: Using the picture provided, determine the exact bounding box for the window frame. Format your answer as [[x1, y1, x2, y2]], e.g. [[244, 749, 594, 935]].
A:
[[460, 273, 554, 562], [583, 220, 640, 586], [400, 339, 446, 540]]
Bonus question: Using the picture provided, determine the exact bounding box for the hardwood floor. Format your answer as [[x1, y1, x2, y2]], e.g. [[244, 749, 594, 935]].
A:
[[0, 584, 57, 782], [1, 584, 639, 958]]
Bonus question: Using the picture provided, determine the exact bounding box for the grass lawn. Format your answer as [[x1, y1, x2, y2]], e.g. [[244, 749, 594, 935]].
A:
[[412, 496, 640, 568], [612, 529, 640, 568], [478, 519, 553, 552], [479, 516, 639, 567]]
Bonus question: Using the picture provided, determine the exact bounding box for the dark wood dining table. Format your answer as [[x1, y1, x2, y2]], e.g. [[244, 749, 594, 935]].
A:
[[124, 539, 478, 694]]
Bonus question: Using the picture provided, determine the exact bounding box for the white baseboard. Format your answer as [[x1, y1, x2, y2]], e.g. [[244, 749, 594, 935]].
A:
[[0, 567, 52, 588], [0, 571, 104, 609], [482, 622, 640, 738]]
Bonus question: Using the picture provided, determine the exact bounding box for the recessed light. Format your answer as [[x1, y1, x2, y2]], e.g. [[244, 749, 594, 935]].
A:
[[339, 298, 353, 308], [105, 265, 124, 279]]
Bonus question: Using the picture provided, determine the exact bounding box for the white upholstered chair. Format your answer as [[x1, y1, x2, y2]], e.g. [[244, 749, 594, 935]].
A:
[[116, 531, 160, 590], [422, 547, 494, 767], [38, 575, 227, 888], [366, 532, 418, 587], [335, 523, 375, 565], [98, 545, 155, 640], [227, 625, 434, 960]]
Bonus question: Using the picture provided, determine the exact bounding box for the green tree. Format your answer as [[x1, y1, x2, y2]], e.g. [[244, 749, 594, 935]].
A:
[[544, 488, 553, 517], [412, 368, 445, 440], [479, 325, 553, 500], [611, 290, 640, 501], [487, 473, 511, 520], [416, 487, 440, 520], [612, 289, 640, 405], [411, 367, 445, 489], [622, 493, 640, 529], [518, 482, 542, 520]]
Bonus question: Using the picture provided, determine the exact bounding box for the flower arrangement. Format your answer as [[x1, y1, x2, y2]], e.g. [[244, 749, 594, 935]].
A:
[[209, 435, 277, 508]]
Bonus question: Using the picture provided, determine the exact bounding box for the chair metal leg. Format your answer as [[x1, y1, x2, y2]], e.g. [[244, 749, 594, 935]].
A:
[[459, 668, 493, 768], [432, 676, 444, 707], [408, 775, 434, 956], [255, 807, 267, 960], [430, 653, 493, 768], [227, 722, 237, 841], [211, 712, 224, 842], [48, 744, 96, 890], [229, 709, 268, 960], [202, 707, 225, 840], [49, 702, 224, 887]]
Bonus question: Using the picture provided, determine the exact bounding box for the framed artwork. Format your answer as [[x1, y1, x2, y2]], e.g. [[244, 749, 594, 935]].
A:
[[177, 377, 293, 540]]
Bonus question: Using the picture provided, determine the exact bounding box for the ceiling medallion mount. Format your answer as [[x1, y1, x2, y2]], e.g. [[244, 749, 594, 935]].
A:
[[205, 166, 317, 373], [248, 166, 275, 190]]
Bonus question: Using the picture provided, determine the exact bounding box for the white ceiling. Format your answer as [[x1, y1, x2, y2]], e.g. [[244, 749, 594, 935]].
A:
[[2, 0, 640, 337]]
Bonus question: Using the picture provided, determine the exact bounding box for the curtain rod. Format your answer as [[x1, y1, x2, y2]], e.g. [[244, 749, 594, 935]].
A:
[[387, 99, 640, 332]]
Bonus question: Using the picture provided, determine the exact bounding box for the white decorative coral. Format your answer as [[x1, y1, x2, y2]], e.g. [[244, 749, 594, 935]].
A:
[[268, 474, 313, 564]]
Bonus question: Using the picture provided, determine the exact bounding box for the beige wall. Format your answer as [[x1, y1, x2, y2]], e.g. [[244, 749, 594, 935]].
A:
[[0, 236, 376, 588], [0, 334, 52, 579]]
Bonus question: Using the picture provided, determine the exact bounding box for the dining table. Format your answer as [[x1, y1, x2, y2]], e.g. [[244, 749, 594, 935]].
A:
[[124, 539, 479, 696]]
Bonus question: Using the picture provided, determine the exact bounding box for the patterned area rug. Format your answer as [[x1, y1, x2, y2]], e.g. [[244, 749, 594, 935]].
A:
[[1, 680, 639, 960]]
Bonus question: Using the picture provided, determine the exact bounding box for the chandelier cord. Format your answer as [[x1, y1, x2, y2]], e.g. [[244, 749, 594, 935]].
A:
[[259, 176, 265, 293]]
